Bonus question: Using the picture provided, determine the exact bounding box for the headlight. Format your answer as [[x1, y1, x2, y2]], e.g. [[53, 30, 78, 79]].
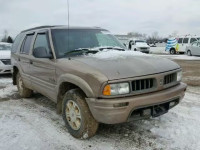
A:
[[103, 82, 130, 96], [177, 71, 182, 82]]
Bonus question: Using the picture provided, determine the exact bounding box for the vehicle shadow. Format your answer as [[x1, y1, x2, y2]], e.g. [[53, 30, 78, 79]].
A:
[[29, 92, 160, 149]]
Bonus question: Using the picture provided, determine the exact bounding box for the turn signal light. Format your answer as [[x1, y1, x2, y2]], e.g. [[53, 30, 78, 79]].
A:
[[103, 85, 111, 96]]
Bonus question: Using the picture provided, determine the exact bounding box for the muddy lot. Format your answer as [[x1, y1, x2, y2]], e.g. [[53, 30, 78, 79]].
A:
[[174, 60, 200, 86], [0, 59, 200, 150]]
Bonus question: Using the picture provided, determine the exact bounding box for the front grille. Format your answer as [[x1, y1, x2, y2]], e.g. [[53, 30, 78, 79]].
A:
[[140, 47, 147, 50], [1, 59, 11, 65], [132, 78, 154, 91], [164, 73, 176, 85]]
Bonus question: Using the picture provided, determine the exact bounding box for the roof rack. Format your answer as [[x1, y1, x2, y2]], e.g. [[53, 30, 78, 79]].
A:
[[21, 25, 60, 33]]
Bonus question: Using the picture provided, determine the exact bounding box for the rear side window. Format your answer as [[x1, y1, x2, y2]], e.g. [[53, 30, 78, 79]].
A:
[[190, 38, 197, 43], [183, 38, 189, 44], [21, 34, 34, 54], [33, 33, 51, 54], [11, 33, 24, 53], [178, 38, 183, 44]]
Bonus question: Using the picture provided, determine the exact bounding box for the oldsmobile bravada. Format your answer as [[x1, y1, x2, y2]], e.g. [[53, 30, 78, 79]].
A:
[[11, 26, 187, 139]]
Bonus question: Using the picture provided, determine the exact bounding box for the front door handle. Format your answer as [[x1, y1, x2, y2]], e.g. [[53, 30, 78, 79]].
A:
[[18, 58, 20, 61], [30, 60, 33, 64]]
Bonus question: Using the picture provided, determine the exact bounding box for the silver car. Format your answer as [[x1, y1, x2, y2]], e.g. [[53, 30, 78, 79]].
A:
[[186, 41, 200, 56], [0, 42, 12, 74]]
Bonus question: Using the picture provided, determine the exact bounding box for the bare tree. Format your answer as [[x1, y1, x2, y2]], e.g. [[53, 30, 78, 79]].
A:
[[1, 30, 8, 42], [127, 32, 146, 39]]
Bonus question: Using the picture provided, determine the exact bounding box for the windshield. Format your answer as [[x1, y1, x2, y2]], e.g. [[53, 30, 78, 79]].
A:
[[51, 29, 125, 58], [0, 44, 11, 51], [135, 40, 146, 43]]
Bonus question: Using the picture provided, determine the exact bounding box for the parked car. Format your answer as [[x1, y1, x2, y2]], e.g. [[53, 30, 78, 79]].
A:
[[128, 39, 150, 53], [11, 26, 187, 139], [186, 41, 200, 56], [0, 42, 12, 74]]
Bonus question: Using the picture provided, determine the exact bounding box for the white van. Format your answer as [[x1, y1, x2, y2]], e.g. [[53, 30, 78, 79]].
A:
[[177, 35, 200, 54]]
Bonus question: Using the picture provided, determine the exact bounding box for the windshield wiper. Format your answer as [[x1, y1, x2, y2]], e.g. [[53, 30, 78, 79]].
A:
[[98, 47, 125, 51], [64, 48, 99, 57]]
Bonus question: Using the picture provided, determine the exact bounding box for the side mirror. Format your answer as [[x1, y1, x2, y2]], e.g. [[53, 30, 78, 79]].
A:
[[33, 47, 53, 59]]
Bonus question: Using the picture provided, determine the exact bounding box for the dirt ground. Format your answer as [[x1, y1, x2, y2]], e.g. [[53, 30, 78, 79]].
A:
[[174, 60, 200, 86]]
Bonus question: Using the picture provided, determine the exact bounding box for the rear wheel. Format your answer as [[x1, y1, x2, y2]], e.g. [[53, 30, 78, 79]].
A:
[[170, 49, 176, 54], [62, 89, 99, 139], [16, 72, 33, 98], [187, 50, 192, 56]]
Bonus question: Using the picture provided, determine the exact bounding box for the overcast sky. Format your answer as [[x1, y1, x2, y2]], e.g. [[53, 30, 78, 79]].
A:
[[1, 0, 200, 38]]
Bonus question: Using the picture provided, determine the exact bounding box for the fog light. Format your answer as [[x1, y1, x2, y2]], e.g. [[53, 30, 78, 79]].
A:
[[143, 109, 151, 116], [169, 102, 176, 108], [113, 102, 129, 107]]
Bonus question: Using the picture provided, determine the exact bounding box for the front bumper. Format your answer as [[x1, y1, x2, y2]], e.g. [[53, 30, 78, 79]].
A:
[[0, 64, 12, 74], [86, 82, 187, 124]]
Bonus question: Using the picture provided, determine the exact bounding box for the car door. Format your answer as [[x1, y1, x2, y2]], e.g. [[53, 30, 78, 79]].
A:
[[181, 38, 189, 52], [18, 33, 34, 87], [177, 38, 183, 52], [197, 42, 200, 55], [30, 31, 57, 101], [191, 42, 199, 55]]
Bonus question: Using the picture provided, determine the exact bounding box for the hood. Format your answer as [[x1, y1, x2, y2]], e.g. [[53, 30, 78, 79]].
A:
[[0, 51, 11, 59], [73, 50, 180, 80], [136, 42, 149, 47]]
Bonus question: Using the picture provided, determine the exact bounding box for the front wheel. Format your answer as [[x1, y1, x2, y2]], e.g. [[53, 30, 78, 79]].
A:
[[16, 72, 33, 98], [187, 50, 192, 56], [62, 89, 99, 139]]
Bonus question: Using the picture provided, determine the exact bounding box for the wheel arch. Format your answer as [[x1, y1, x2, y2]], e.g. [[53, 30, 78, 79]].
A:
[[170, 47, 176, 54], [56, 74, 94, 114], [187, 49, 192, 56]]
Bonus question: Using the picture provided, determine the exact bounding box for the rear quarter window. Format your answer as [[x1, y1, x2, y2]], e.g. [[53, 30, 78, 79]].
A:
[[20, 34, 34, 54], [11, 33, 24, 53]]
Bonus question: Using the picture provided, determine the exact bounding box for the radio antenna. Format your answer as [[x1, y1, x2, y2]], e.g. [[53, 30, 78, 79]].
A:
[[67, 0, 70, 55], [67, 0, 70, 29]]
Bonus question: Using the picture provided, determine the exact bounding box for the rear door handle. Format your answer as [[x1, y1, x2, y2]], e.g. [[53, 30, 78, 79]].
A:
[[18, 58, 20, 61]]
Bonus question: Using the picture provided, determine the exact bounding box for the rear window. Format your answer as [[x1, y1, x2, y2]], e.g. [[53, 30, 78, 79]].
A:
[[21, 34, 34, 54], [183, 38, 189, 44], [178, 38, 183, 44], [11, 33, 24, 53]]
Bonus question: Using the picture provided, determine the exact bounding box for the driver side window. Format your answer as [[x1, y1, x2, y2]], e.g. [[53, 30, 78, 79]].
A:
[[192, 42, 198, 47], [33, 33, 51, 57]]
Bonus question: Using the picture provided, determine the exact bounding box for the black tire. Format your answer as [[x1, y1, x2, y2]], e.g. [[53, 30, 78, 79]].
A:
[[187, 50, 192, 56], [16, 72, 33, 98], [170, 49, 176, 54], [62, 89, 99, 139]]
